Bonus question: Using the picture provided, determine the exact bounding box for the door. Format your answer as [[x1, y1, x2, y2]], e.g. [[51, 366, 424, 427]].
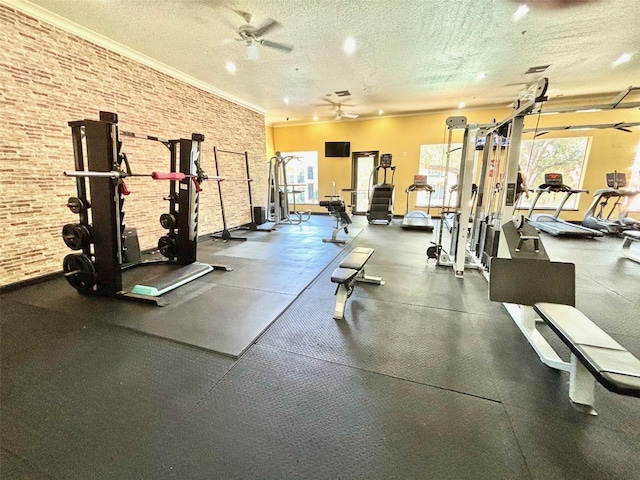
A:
[[351, 151, 379, 214]]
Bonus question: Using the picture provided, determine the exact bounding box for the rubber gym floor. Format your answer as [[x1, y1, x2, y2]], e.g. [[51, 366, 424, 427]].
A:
[[2, 214, 639, 480]]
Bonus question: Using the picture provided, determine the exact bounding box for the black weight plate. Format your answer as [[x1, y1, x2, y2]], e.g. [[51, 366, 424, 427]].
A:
[[158, 235, 176, 260], [160, 213, 176, 230], [63, 253, 96, 293], [67, 196, 84, 214], [62, 223, 91, 250]]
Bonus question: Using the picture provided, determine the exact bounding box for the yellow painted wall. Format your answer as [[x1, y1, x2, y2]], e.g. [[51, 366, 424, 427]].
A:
[[271, 107, 640, 220]]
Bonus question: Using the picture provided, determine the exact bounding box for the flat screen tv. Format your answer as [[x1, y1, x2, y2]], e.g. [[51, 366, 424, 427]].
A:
[[325, 141, 351, 157]]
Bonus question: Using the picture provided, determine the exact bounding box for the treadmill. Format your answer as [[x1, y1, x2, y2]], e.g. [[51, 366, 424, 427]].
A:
[[402, 174, 434, 231], [582, 171, 640, 234], [527, 173, 603, 238]]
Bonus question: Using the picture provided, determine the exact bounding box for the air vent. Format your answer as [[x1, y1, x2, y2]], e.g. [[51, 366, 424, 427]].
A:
[[334, 90, 351, 97], [525, 65, 550, 74]]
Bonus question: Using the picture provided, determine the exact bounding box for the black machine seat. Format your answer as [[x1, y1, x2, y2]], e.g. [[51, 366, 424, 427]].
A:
[[534, 303, 640, 398], [329, 247, 384, 320]]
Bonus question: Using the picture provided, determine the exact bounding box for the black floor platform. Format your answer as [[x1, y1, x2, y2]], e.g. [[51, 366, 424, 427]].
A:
[[2, 215, 639, 479]]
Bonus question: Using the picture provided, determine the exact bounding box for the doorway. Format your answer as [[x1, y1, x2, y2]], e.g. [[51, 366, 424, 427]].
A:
[[351, 151, 379, 214]]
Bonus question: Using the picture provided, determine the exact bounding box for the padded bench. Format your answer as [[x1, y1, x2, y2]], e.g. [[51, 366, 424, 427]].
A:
[[330, 247, 384, 320], [621, 230, 640, 263], [320, 198, 352, 244], [534, 302, 640, 415]]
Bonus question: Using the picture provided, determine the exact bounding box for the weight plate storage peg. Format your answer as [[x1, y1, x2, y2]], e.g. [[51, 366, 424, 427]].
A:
[[158, 235, 177, 259], [63, 253, 96, 293], [62, 223, 92, 250]]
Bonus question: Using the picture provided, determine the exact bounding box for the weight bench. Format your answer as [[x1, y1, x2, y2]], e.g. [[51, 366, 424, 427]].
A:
[[621, 230, 640, 263], [534, 302, 640, 415], [330, 247, 384, 320], [320, 198, 352, 244]]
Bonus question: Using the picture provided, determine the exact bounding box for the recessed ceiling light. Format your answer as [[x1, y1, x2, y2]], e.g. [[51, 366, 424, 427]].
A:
[[378, 109, 384, 115], [313, 115, 318, 121], [458, 102, 466, 109], [513, 4, 529, 21], [613, 53, 632, 67], [343, 37, 357, 55], [225, 61, 236, 73], [283, 96, 290, 105], [475, 72, 486, 82]]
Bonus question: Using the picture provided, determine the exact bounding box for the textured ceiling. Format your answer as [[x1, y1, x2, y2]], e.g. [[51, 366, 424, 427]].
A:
[[10, 0, 640, 125]]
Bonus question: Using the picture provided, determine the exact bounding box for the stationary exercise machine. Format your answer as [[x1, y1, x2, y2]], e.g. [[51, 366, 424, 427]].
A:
[[402, 175, 434, 231], [62, 111, 230, 306], [428, 116, 484, 276], [366, 153, 395, 224], [267, 152, 311, 225], [527, 173, 602, 238], [582, 171, 640, 234]]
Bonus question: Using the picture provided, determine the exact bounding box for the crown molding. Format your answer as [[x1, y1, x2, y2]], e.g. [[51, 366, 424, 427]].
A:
[[2, 0, 265, 116]]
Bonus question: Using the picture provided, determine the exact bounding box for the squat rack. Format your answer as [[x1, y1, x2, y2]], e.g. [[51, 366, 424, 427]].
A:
[[63, 110, 230, 306]]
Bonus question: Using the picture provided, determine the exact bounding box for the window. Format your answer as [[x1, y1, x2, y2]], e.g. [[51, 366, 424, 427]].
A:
[[518, 137, 591, 210], [418, 137, 590, 211], [417, 143, 463, 208], [279, 151, 319, 204], [628, 140, 640, 211]]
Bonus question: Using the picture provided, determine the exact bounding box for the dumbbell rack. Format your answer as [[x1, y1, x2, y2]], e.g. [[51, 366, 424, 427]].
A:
[[62, 111, 229, 306]]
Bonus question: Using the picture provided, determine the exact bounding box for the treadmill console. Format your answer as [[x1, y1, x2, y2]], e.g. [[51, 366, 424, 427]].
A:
[[413, 175, 428, 186], [544, 173, 563, 186], [606, 171, 627, 189], [380, 154, 392, 168]]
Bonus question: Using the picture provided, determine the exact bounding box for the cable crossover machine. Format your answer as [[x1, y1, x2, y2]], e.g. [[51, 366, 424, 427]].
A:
[[62, 111, 231, 306]]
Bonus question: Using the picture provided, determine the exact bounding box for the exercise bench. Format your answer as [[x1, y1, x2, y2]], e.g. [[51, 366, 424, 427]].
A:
[[621, 230, 640, 263], [330, 247, 384, 320], [320, 198, 352, 244], [534, 302, 640, 415]]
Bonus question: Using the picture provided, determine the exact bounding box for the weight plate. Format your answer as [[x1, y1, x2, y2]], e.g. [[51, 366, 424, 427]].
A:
[[160, 213, 176, 230], [67, 197, 84, 214], [62, 223, 91, 250], [63, 253, 96, 293], [158, 235, 177, 260]]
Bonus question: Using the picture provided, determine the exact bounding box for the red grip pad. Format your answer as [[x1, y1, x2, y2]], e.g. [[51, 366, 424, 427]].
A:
[[151, 172, 186, 180]]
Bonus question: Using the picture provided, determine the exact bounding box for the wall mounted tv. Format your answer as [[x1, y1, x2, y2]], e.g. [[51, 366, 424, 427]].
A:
[[325, 141, 351, 157]]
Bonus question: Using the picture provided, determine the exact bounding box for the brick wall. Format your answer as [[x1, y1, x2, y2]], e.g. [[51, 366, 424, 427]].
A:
[[0, 5, 267, 287]]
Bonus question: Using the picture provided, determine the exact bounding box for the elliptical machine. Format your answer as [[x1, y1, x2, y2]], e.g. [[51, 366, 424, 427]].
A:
[[366, 153, 396, 224]]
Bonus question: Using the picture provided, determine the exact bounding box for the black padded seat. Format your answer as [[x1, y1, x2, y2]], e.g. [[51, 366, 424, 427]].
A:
[[339, 247, 374, 270], [534, 302, 640, 397], [319, 200, 345, 208], [331, 267, 359, 284]]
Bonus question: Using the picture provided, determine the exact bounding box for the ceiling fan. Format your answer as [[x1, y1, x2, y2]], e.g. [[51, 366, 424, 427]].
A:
[[316, 98, 359, 120], [227, 10, 293, 60]]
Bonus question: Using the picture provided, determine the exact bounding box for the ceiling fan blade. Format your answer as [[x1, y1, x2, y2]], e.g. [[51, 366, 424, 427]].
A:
[[254, 18, 281, 38], [260, 39, 293, 53], [615, 127, 632, 133], [233, 9, 252, 24], [342, 113, 359, 119]]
